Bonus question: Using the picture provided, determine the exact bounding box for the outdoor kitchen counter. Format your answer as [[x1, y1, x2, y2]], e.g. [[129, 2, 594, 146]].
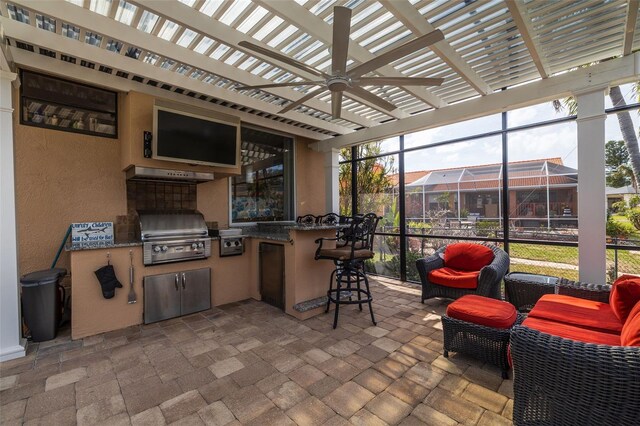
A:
[[246, 225, 339, 320], [68, 240, 252, 340], [68, 226, 342, 339]]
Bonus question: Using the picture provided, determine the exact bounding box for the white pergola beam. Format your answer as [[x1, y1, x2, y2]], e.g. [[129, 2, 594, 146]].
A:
[[381, 0, 492, 96], [9, 47, 331, 141], [623, 0, 639, 55], [505, 0, 551, 79], [311, 53, 640, 151], [7, 0, 370, 131], [131, 0, 379, 128], [1, 18, 347, 136], [254, 0, 447, 110]]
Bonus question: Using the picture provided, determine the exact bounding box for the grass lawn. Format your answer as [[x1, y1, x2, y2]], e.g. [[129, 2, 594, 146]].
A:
[[510, 242, 640, 268], [507, 263, 579, 281]]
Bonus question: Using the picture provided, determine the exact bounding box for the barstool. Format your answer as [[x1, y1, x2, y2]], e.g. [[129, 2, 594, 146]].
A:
[[315, 213, 380, 329]]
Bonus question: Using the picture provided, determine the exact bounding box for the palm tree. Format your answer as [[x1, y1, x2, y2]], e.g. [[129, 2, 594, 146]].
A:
[[553, 83, 640, 190]]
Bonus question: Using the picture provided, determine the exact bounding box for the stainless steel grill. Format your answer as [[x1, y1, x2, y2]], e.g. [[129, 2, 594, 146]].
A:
[[138, 210, 211, 265]]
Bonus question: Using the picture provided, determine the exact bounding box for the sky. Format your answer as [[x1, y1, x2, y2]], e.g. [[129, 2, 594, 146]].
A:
[[375, 82, 639, 175]]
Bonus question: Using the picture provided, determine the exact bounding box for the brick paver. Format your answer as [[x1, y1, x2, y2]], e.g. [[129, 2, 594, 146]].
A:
[[0, 277, 514, 425]]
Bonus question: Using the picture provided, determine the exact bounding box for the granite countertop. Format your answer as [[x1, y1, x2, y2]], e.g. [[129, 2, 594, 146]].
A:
[[284, 224, 344, 231], [242, 231, 291, 242], [238, 222, 341, 242], [65, 237, 221, 251], [65, 240, 143, 251]]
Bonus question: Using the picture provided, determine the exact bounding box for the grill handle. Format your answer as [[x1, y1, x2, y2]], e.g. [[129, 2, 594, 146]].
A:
[[182, 273, 186, 289], [174, 274, 179, 291]]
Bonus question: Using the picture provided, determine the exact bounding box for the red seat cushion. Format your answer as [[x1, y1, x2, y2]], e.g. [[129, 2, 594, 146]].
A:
[[443, 243, 495, 272], [429, 267, 480, 289], [610, 275, 640, 322], [528, 294, 622, 334], [621, 302, 640, 347], [446, 295, 517, 329], [522, 317, 621, 346]]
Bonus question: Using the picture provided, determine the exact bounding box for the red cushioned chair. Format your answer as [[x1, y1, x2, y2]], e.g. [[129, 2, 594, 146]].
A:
[[416, 242, 509, 302], [511, 275, 640, 426]]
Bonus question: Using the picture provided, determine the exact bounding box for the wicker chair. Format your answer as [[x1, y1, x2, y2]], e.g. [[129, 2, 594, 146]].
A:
[[416, 243, 509, 302], [511, 280, 640, 426]]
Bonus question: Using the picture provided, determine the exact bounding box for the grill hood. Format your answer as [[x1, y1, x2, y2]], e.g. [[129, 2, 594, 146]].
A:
[[138, 210, 208, 241], [126, 166, 214, 183]]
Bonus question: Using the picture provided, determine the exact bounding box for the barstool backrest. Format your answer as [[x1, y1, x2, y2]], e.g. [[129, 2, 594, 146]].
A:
[[343, 213, 380, 253], [296, 214, 317, 225], [316, 213, 341, 225]]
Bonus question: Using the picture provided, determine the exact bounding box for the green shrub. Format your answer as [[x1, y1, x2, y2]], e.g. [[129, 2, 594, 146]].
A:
[[606, 217, 636, 238], [629, 194, 640, 209], [476, 221, 500, 237], [627, 208, 640, 231], [611, 200, 627, 213]]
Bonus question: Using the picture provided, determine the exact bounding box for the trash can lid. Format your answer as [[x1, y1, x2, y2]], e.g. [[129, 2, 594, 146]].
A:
[[20, 268, 67, 286]]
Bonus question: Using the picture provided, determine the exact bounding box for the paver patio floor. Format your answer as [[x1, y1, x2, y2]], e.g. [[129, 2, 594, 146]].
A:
[[0, 277, 514, 425]]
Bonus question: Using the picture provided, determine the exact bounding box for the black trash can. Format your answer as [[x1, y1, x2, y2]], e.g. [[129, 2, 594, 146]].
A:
[[20, 268, 67, 342]]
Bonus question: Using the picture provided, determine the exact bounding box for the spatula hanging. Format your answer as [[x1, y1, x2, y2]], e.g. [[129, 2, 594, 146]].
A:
[[128, 250, 137, 304]]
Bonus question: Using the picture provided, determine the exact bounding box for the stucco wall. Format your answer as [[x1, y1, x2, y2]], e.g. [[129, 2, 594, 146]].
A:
[[295, 137, 327, 216], [13, 89, 127, 277], [13, 87, 327, 277]]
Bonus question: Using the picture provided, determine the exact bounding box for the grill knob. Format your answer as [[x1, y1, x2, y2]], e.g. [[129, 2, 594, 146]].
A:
[[162, 245, 168, 252], [191, 243, 198, 249], [234, 241, 240, 246], [153, 246, 161, 253], [197, 242, 204, 248], [225, 241, 231, 247]]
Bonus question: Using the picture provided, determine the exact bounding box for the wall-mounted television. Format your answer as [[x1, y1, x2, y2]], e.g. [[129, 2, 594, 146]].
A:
[[152, 105, 240, 168]]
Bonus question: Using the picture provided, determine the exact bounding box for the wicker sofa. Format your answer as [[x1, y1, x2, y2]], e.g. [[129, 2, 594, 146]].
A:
[[416, 243, 509, 302], [511, 277, 640, 425]]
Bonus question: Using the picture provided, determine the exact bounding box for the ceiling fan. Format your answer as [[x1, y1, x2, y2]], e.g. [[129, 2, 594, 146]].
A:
[[236, 6, 445, 119]]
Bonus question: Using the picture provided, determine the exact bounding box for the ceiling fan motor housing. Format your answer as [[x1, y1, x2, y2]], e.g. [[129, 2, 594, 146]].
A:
[[326, 75, 352, 92]]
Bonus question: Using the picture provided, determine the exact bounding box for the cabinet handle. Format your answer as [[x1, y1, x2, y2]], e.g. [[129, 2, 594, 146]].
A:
[[175, 274, 179, 291], [182, 273, 186, 289]]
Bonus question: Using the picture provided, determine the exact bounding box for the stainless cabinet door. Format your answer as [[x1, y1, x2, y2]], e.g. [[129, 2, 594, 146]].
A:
[[180, 268, 211, 316], [144, 272, 181, 324]]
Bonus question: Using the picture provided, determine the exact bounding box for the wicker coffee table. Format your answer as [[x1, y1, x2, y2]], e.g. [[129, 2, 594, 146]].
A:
[[504, 272, 559, 312]]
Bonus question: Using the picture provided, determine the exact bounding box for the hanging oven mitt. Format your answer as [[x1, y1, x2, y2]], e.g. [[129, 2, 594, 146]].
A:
[[94, 264, 123, 299]]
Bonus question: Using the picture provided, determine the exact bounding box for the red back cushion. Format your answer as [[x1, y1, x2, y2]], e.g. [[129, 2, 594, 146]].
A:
[[621, 302, 640, 346], [609, 275, 640, 322], [444, 243, 495, 271]]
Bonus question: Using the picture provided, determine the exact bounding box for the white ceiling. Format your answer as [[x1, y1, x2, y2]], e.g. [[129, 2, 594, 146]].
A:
[[1, 0, 639, 140]]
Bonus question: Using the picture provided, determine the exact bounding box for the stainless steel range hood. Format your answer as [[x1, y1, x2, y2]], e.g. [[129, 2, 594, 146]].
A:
[[126, 166, 214, 183]]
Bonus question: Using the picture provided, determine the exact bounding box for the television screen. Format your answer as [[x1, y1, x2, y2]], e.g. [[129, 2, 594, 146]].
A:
[[154, 107, 239, 167]]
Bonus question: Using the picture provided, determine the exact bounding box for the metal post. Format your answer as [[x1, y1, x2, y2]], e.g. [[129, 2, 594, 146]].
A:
[[351, 146, 358, 215], [502, 109, 509, 253], [545, 161, 551, 229], [398, 135, 407, 282]]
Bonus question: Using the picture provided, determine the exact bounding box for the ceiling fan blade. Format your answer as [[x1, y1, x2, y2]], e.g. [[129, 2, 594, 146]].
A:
[[238, 40, 325, 78], [348, 29, 444, 78], [236, 81, 324, 90], [279, 87, 327, 114], [345, 86, 396, 112], [357, 77, 445, 86], [331, 91, 343, 119], [331, 6, 352, 74]]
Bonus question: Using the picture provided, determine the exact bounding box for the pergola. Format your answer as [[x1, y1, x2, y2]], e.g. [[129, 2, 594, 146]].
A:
[[0, 0, 639, 361]]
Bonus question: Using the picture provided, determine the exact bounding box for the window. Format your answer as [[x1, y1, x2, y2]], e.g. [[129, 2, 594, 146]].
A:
[[231, 127, 294, 223]]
